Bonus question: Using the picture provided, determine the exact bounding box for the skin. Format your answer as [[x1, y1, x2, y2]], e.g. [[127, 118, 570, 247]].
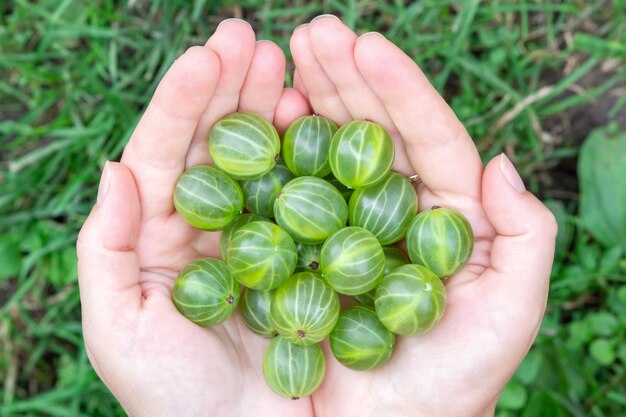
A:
[[77, 16, 557, 417]]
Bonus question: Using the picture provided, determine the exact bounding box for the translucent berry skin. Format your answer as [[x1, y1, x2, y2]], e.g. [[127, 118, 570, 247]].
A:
[[172, 258, 239, 327], [329, 120, 395, 189], [240, 288, 277, 338], [242, 163, 294, 218], [227, 222, 297, 291], [382, 246, 411, 274], [295, 242, 322, 273], [270, 272, 340, 345], [320, 227, 385, 296], [208, 112, 280, 180], [405, 207, 474, 278], [375, 264, 446, 336], [352, 290, 376, 307], [329, 306, 395, 371], [325, 174, 354, 201], [348, 172, 418, 245], [263, 336, 325, 399], [282, 115, 338, 177], [274, 176, 348, 244], [173, 165, 243, 231], [353, 246, 409, 306], [219, 213, 268, 260]]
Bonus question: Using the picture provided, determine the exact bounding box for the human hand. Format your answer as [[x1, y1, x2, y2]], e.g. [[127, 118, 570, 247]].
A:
[[290, 16, 557, 417], [78, 15, 557, 417], [77, 20, 315, 417]]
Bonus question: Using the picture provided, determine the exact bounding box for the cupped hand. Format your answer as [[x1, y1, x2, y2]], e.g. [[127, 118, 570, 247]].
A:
[[77, 20, 314, 417], [77, 16, 558, 417], [290, 16, 557, 417]]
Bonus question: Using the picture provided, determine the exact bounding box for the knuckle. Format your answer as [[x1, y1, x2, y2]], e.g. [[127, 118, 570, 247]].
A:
[[76, 212, 98, 255], [539, 207, 559, 240], [76, 221, 91, 255]]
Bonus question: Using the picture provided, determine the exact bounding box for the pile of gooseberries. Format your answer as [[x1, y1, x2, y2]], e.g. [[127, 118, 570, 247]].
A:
[[172, 112, 474, 399]]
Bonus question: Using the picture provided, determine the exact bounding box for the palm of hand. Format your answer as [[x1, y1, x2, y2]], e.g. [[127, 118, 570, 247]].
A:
[[291, 19, 546, 417], [78, 17, 556, 417]]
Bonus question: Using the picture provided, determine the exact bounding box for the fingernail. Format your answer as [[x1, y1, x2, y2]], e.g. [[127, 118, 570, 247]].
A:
[[217, 18, 252, 30], [294, 23, 309, 32], [311, 14, 341, 24], [97, 161, 111, 204], [359, 31, 385, 39], [499, 153, 526, 193]]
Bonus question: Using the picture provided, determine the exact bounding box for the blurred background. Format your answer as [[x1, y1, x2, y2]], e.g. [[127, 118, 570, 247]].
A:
[[1, 0, 625, 416]]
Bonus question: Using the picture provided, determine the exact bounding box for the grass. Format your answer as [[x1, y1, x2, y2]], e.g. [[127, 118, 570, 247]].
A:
[[1, 0, 625, 416]]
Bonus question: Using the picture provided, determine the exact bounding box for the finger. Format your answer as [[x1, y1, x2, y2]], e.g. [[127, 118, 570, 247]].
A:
[[77, 162, 142, 323], [121, 46, 221, 221], [480, 154, 557, 345], [290, 23, 351, 124], [293, 69, 309, 103], [238, 40, 286, 121], [186, 19, 257, 167], [307, 17, 413, 175], [273, 88, 311, 135], [354, 33, 483, 199]]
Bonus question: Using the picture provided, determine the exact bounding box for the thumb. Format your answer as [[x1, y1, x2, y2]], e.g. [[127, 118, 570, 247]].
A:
[[77, 162, 142, 324], [480, 153, 557, 343]]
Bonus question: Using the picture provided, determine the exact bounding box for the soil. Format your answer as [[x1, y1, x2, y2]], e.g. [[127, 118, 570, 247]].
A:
[[540, 63, 626, 202]]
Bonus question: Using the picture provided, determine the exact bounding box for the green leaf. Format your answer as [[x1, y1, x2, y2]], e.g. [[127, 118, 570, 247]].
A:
[[495, 412, 515, 417], [521, 391, 567, 417], [563, 364, 589, 401], [567, 318, 594, 350], [573, 33, 626, 60], [589, 339, 616, 366], [610, 286, 626, 316], [515, 349, 543, 385], [599, 246, 624, 274], [617, 343, 626, 364], [607, 391, 626, 407], [579, 243, 601, 272], [0, 235, 21, 280], [588, 312, 619, 337], [579, 124, 626, 251], [47, 246, 78, 287], [498, 379, 528, 410], [56, 354, 80, 387], [544, 199, 574, 258]]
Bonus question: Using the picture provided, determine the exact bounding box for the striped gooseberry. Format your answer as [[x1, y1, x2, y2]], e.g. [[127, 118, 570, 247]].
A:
[[329, 120, 394, 189], [218, 213, 269, 260], [240, 288, 278, 338], [348, 172, 418, 245], [241, 162, 294, 218], [209, 112, 280, 180], [353, 246, 410, 306], [270, 272, 340, 345], [274, 176, 348, 244], [263, 336, 325, 399], [329, 305, 395, 371], [320, 227, 385, 296], [375, 264, 446, 336], [173, 165, 243, 231], [172, 258, 239, 327], [227, 221, 297, 290], [405, 206, 474, 278], [282, 115, 338, 177]]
